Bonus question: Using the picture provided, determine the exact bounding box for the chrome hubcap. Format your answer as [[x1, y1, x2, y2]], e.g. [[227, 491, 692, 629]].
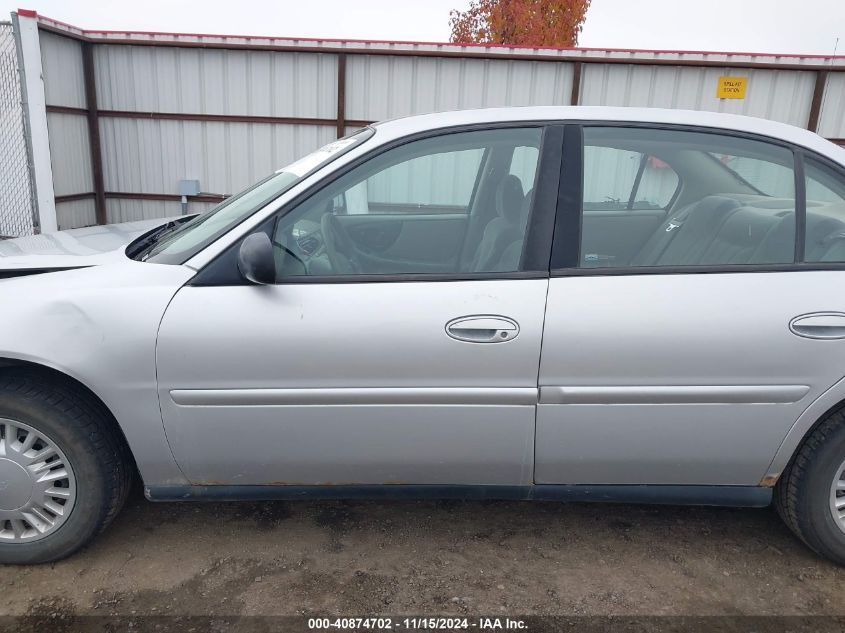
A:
[[0, 418, 76, 542]]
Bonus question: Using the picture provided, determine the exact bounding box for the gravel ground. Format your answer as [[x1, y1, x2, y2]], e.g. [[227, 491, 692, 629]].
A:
[[2, 485, 845, 620]]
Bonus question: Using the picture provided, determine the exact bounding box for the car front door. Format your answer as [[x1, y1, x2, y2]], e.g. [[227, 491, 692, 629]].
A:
[[537, 124, 845, 487], [155, 125, 561, 486]]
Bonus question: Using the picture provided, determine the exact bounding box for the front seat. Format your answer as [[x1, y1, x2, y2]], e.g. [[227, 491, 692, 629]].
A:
[[469, 174, 526, 272]]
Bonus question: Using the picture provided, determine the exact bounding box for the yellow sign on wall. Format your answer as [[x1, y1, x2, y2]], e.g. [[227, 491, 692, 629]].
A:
[[717, 76, 748, 99]]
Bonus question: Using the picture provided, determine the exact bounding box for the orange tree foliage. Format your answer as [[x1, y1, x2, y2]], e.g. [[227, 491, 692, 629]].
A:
[[449, 0, 591, 47]]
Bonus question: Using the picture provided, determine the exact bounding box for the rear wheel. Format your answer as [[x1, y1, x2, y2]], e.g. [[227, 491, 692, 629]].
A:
[[776, 407, 845, 565], [0, 372, 131, 564]]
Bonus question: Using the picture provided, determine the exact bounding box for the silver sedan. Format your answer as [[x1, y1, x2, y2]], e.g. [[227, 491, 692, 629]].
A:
[[3, 106, 845, 565]]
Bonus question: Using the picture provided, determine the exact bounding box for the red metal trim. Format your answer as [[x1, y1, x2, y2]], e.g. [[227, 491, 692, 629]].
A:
[[97, 110, 337, 126], [33, 22, 845, 71], [41, 36, 842, 71], [54, 192, 95, 203], [100, 193, 462, 209], [542, 46, 845, 60], [104, 192, 228, 203], [57, 191, 227, 204], [45, 105, 88, 116], [25, 13, 87, 33], [16, 8, 37, 17], [31, 12, 845, 62], [34, 23, 87, 42], [48, 104, 373, 128], [96, 109, 373, 128]]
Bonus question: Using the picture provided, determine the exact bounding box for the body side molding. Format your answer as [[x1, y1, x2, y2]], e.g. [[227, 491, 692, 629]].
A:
[[539, 385, 810, 405], [170, 387, 538, 407]]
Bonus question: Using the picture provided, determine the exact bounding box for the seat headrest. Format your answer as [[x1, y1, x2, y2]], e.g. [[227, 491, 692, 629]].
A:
[[495, 175, 525, 224], [519, 189, 534, 227]]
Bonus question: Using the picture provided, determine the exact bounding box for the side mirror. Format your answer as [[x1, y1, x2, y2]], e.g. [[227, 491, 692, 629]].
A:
[[237, 232, 276, 285]]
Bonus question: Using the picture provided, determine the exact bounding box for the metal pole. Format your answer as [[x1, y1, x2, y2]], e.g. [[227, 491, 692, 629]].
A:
[[81, 42, 107, 225], [11, 11, 56, 233], [807, 70, 829, 134], [336, 53, 347, 138]]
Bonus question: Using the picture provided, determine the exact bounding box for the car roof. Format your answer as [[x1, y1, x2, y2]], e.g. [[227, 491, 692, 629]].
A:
[[373, 106, 845, 166]]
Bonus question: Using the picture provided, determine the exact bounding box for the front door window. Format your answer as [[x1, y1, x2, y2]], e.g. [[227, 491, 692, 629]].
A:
[[271, 128, 543, 278]]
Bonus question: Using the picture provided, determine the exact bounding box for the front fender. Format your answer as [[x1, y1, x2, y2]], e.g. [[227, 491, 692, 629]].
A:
[[0, 259, 195, 485]]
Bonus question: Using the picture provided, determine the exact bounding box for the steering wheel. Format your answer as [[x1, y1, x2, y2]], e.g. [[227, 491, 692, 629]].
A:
[[320, 213, 361, 274]]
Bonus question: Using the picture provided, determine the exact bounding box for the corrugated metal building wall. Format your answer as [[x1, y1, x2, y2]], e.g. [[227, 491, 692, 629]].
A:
[[17, 11, 845, 230]]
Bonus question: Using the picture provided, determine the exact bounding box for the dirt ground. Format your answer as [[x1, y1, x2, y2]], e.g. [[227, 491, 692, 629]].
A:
[[2, 485, 845, 620]]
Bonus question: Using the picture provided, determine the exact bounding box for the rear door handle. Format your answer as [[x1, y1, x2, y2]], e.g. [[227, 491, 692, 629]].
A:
[[790, 313, 845, 339], [446, 315, 519, 343]]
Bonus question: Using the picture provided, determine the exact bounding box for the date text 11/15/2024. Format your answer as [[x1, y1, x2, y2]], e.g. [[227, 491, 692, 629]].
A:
[[307, 618, 528, 630]]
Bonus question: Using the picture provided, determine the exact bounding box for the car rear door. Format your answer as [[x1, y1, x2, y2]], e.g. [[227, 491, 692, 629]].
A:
[[537, 124, 845, 486], [155, 125, 562, 487]]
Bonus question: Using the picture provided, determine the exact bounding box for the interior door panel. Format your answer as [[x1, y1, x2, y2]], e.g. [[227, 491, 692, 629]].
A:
[[336, 214, 467, 264], [580, 210, 667, 266], [343, 219, 403, 253]]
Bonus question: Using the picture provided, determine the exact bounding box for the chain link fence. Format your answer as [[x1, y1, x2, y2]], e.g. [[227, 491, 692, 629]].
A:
[[0, 21, 36, 238]]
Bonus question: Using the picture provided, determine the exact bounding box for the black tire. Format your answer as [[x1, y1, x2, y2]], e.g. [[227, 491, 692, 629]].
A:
[[0, 371, 132, 564], [776, 407, 845, 565]]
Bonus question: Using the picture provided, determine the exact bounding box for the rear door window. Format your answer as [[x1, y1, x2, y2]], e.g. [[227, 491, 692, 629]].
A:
[[577, 126, 796, 269], [583, 146, 679, 211], [804, 158, 845, 263]]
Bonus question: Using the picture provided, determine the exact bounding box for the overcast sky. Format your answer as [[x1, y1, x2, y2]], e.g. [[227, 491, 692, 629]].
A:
[[2, 0, 842, 56]]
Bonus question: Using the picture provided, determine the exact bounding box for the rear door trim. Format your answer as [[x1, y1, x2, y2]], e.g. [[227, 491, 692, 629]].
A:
[[539, 385, 810, 405]]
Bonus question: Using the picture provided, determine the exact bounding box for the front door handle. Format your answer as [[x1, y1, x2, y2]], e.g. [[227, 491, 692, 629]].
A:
[[446, 315, 519, 343], [790, 313, 845, 339]]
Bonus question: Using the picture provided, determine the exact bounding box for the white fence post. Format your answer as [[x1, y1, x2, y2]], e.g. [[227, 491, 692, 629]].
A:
[[12, 10, 56, 234]]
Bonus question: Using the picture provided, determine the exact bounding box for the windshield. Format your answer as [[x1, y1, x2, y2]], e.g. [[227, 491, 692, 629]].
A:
[[139, 128, 374, 264]]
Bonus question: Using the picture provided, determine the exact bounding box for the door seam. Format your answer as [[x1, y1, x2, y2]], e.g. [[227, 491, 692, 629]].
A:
[[531, 277, 552, 485]]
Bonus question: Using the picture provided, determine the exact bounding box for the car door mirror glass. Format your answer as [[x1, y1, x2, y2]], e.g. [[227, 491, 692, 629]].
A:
[[237, 232, 276, 284]]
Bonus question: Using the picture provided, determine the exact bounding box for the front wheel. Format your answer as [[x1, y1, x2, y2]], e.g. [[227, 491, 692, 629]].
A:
[[0, 372, 131, 564], [776, 407, 845, 565]]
